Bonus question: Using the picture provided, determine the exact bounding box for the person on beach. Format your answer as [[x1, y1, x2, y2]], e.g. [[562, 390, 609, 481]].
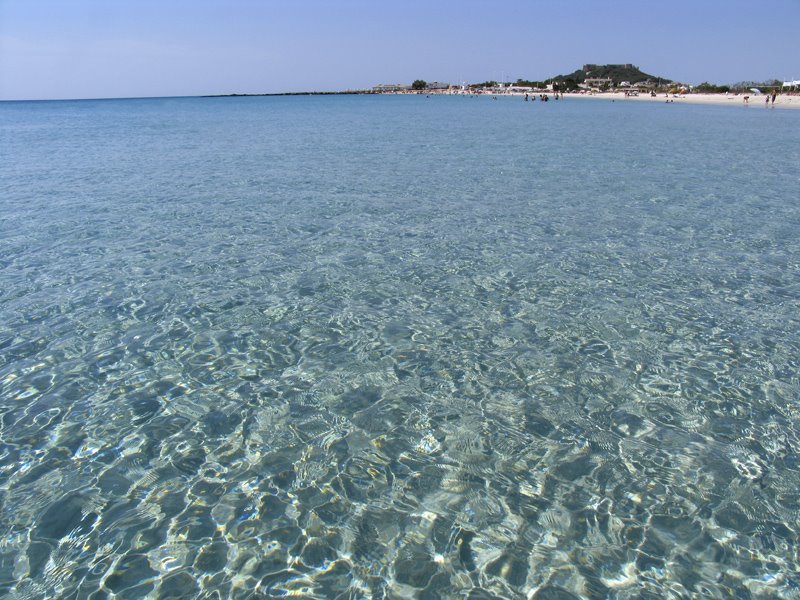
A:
[[772, 92, 777, 104]]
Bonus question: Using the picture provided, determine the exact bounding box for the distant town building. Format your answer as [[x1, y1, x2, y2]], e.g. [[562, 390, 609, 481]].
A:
[[584, 77, 613, 88], [426, 81, 450, 90], [372, 84, 410, 93]]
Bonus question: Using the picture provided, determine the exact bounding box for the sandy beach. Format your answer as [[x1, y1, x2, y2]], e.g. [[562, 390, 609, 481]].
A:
[[564, 90, 800, 109]]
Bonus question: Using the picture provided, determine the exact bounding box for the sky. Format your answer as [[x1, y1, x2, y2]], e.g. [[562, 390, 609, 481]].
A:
[[1, 0, 798, 100]]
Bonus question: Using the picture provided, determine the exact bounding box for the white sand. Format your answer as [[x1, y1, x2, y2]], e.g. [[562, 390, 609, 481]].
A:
[[564, 91, 800, 109]]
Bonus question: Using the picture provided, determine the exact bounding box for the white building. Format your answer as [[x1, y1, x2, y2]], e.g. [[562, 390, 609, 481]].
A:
[[584, 77, 614, 88]]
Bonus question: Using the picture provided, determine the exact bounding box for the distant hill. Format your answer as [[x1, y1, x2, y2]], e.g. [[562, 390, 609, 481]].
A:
[[553, 64, 672, 86]]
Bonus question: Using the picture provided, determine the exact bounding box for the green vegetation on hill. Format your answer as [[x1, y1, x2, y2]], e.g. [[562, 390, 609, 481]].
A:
[[552, 64, 672, 86]]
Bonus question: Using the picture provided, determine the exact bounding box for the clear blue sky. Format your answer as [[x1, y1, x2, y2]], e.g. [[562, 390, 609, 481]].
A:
[[1, 0, 798, 100]]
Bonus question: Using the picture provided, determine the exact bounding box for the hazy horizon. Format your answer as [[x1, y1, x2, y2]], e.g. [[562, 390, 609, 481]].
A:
[[1, 0, 798, 101]]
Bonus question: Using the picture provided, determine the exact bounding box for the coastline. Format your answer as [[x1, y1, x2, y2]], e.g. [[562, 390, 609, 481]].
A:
[[565, 91, 800, 109], [371, 89, 800, 109]]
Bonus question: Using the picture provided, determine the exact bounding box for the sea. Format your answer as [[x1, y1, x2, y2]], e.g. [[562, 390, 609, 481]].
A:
[[1, 94, 799, 599]]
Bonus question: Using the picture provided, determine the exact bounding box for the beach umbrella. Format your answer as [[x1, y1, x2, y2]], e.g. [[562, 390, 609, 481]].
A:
[[749, 88, 762, 95]]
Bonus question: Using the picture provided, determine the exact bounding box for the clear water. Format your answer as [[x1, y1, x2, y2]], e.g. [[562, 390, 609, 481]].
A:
[[1, 95, 799, 598]]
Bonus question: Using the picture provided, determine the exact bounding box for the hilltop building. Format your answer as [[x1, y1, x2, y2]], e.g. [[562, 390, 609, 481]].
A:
[[583, 64, 635, 72]]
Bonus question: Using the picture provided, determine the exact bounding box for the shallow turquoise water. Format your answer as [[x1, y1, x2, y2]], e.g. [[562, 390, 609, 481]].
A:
[[1, 95, 800, 598]]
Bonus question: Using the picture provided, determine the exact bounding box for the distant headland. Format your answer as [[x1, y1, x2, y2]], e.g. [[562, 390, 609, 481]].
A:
[[372, 64, 792, 95], [206, 63, 799, 107]]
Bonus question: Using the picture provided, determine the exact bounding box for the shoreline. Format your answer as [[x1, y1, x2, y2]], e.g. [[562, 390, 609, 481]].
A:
[[5, 91, 798, 108], [561, 91, 800, 109], [375, 89, 800, 109], [367, 90, 800, 110]]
